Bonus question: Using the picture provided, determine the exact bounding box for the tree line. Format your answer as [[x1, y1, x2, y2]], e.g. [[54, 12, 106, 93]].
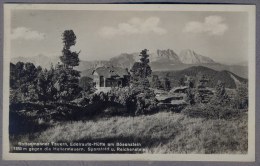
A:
[[10, 30, 81, 104]]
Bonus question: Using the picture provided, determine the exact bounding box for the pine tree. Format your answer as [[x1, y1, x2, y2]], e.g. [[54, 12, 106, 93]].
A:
[[130, 49, 152, 91], [178, 77, 185, 86], [37, 70, 49, 105], [37, 68, 58, 105], [195, 74, 211, 103], [55, 30, 82, 102], [129, 49, 158, 115], [10, 62, 41, 102], [60, 30, 80, 68], [151, 75, 163, 90], [234, 83, 248, 109], [211, 81, 230, 105], [185, 88, 195, 105], [163, 77, 171, 91]]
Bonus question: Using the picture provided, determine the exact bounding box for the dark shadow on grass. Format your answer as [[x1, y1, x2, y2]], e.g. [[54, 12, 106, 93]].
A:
[[9, 111, 52, 135]]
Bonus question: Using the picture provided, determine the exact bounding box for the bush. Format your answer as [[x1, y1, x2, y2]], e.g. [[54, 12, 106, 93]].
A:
[[135, 93, 159, 115], [124, 88, 159, 115], [103, 106, 127, 116], [232, 83, 248, 109], [82, 87, 160, 116], [158, 104, 186, 113], [182, 104, 246, 120]]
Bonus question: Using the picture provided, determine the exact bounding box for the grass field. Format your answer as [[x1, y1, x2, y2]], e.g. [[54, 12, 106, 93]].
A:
[[10, 111, 248, 154]]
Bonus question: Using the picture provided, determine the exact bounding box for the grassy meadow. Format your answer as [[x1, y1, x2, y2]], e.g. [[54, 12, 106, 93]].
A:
[[10, 111, 248, 154]]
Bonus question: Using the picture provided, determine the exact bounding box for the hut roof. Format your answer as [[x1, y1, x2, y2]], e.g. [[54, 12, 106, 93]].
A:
[[170, 86, 188, 93], [156, 93, 186, 101], [93, 66, 129, 78], [171, 100, 188, 105]]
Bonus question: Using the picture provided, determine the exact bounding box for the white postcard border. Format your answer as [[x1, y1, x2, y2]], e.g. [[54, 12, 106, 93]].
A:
[[2, 4, 256, 161]]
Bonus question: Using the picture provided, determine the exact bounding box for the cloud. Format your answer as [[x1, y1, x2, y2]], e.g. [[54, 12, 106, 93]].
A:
[[183, 16, 228, 35], [11, 27, 45, 40], [99, 17, 167, 37]]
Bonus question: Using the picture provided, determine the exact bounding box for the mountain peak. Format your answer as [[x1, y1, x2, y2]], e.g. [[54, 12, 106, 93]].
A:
[[182, 49, 194, 53], [155, 49, 181, 63], [179, 49, 215, 64]]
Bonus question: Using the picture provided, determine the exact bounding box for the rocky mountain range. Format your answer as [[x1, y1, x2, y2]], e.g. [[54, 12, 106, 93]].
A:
[[11, 49, 248, 78], [108, 49, 215, 68]]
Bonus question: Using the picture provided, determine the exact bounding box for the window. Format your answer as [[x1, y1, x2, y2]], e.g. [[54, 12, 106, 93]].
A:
[[100, 76, 104, 87]]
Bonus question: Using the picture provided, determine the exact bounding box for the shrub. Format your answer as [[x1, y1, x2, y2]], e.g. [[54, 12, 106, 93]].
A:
[[103, 106, 127, 116], [77, 87, 159, 117], [79, 76, 95, 95], [232, 83, 248, 109], [184, 88, 195, 105], [158, 104, 186, 113], [108, 87, 159, 115], [182, 104, 245, 120], [210, 81, 230, 106]]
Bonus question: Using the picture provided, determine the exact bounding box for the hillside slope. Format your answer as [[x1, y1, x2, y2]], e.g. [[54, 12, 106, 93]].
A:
[[153, 66, 247, 89]]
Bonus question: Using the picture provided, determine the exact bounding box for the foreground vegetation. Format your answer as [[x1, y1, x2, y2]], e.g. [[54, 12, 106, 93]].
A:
[[10, 110, 247, 154]]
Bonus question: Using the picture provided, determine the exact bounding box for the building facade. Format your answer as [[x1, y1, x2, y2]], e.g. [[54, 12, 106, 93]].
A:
[[92, 66, 130, 92]]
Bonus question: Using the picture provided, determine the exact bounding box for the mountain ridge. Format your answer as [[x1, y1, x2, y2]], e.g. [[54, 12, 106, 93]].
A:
[[153, 66, 247, 89], [11, 49, 247, 78]]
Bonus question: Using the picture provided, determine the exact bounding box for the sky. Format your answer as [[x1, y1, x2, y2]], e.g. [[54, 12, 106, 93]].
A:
[[10, 10, 249, 64]]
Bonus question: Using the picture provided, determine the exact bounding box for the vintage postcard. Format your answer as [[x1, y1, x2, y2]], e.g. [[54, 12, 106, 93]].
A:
[[2, 4, 255, 161]]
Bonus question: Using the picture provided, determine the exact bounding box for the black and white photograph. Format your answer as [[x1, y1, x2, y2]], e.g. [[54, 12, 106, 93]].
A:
[[2, 4, 256, 161]]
